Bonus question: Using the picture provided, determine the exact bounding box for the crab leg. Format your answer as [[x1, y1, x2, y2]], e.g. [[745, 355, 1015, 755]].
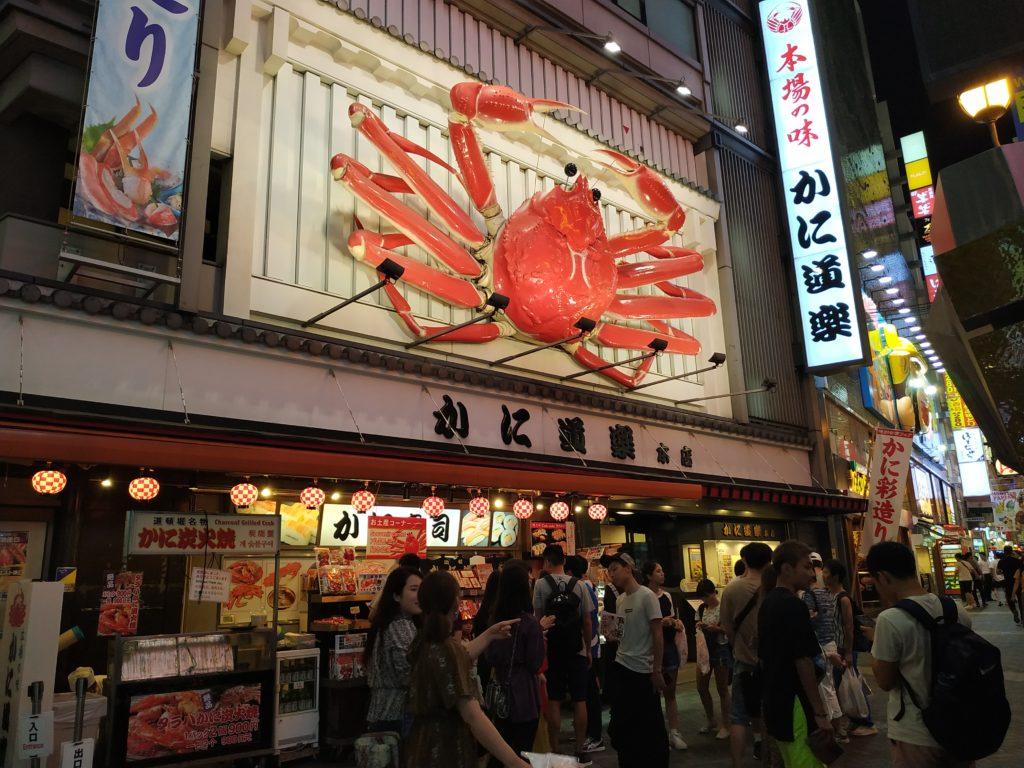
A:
[[349, 230, 484, 308], [607, 291, 717, 319], [100, 106, 157, 170], [381, 281, 504, 342], [595, 322, 701, 355], [448, 82, 581, 219], [332, 155, 482, 279], [349, 104, 483, 246], [571, 346, 659, 388], [616, 253, 703, 289]]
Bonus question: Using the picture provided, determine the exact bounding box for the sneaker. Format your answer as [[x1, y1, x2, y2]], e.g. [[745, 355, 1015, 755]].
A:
[[575, 755, 593, 767], [580, 738, 605, 754], [850, 725, 878, 737], [753, 739, 763, 761], [836, 735, 851, 744], [716, 727, 731, 740], [699, 722, 714, 735], [669, 729, 688, 750]]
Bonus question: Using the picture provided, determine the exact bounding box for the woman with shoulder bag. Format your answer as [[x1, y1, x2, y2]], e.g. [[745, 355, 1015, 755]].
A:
[[823, 559, 877, 737], [695, 579, 733, 740], [483, 565, 546, 767]]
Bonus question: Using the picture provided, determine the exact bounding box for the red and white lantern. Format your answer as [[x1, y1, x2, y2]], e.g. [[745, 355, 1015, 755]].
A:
[[469, 495, 490, 519], [351, 487, 376, 513], [512, 498, 533, 520], [588, 503, 608, 522], [549, 500, 570, 521], [230, 482, 259, 508], [300, 485, 326, 509], [31, 469, 67, 495], [128, 476, 160, 502], [422, 491, 446, 519]]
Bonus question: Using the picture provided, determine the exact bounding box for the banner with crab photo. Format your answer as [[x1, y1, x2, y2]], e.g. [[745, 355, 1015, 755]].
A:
[[73, 0, 200, 241]]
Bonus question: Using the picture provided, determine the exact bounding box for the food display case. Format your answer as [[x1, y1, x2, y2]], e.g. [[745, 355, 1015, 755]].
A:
[[938, 542, 961, 596], [106, 629, 276, 766], [276, 648, 319, 752]]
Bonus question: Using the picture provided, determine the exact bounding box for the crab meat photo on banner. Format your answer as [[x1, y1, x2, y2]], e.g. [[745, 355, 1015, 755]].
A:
[[73, 0, 200, 241]]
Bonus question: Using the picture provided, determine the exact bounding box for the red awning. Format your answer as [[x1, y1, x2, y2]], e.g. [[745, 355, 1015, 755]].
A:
[[0, 419, 701, 501]]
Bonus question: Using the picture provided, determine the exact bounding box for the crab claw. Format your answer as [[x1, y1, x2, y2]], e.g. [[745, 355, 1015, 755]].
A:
[[450, 83, 582, 141], [591, 149, 685, 232]]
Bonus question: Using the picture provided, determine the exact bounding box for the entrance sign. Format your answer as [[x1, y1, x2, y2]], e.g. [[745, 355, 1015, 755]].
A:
[[17, 711, 54, 759], [73, 0, 200, 241], [859, 428, 914, 556], [760, 0, 867, 371], [127, 512, 281, 556]]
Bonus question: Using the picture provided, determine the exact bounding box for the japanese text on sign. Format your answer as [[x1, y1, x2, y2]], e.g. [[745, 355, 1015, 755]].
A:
[[127, 512, 281, 556], [760, 0, 866, 371], [366, 516, 427, 560], [858, 428, 914, 556]]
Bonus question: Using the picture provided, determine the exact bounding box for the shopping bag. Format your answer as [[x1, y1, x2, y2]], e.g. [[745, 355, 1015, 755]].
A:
[[695, 630, 711, 675], [837, 667, 869, 720]]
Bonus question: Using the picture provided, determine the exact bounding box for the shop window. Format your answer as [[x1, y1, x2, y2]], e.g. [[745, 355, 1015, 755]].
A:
[[613, 0, 645, 22], [202, 155, 231, 265]]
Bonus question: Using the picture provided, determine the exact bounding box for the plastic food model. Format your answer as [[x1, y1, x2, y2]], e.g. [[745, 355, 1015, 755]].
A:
[[330, 82, 717, 387]]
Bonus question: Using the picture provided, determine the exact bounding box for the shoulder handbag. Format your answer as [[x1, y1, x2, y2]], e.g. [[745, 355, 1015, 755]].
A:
[[484, 626, 517, 720]]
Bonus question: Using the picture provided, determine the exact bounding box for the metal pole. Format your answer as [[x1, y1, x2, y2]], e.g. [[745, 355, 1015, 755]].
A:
[[302, 279, 388, 328], [561, 349, 659, 381], [73, 677, 87, 744], [988, 121, 1001, 148]]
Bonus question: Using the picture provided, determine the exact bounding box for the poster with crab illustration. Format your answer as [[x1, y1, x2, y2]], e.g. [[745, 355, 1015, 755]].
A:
[[126, 683, 262, 762], [73, 0, 200, 241], [219, 557, 313, 627]]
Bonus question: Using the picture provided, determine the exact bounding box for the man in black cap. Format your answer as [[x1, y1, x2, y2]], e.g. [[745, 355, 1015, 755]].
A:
[[601, 549, 670, 768]]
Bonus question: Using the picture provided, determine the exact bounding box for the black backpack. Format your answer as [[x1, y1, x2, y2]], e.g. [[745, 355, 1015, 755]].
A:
[[543, 575, 583, 656], [894, 597, 1010, 760]]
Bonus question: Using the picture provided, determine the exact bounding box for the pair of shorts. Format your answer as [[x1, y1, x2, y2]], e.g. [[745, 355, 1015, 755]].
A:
[[730, 660, 763, 726], [547, 652, 589, 703], [959, 580, 974, 600], [709, 641, 734, 670], [775, 698, 824, 768], [662, 640, 681, 672]]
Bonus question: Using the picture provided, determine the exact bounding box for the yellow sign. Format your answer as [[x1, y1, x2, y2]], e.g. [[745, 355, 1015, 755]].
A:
[[849, 469, 869, 497], [906, 158, 933, 190], [945, 373, 977, 429]]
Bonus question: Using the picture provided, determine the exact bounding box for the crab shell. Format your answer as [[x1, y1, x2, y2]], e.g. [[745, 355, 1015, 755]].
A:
[[493, 175, 615, 343]]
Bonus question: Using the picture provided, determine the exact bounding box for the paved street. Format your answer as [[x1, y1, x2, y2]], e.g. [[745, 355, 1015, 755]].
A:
[[570, 605, 1023, 768]]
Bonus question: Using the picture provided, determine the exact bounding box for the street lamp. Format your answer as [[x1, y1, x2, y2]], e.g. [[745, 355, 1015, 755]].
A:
[[957, 78, 1012, 147]]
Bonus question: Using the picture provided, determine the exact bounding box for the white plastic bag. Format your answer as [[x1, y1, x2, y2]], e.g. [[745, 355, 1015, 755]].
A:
[[522, 752, 582, 768], [837, 667, 869, 720], [695, 630, 711, 675]]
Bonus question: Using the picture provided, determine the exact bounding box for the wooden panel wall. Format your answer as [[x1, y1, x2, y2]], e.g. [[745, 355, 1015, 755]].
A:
[[339, 0, 701, 186]]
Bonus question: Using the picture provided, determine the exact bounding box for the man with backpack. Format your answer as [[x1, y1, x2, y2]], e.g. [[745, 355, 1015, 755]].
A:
[[533, 545, 594, 765], [867, 541, 1010, 767]]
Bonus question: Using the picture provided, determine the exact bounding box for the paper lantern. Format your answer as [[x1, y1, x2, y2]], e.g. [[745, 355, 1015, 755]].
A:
[[230, 482, 259, 508], [549, 501, 570, 521], [588, 503, 608, 522], [513, 498, 534, 520], [300, 486, 326, 509], [422, 493, 446, 519], [128, 476, 160, 502], [31, 469, 67, 495], [469, 495, 490, 518], [351, 488, 376, 513]]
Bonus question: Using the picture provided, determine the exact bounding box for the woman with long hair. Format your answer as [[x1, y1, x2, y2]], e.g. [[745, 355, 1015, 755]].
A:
[[483, 565, 546, 767], [474, 570, 502, 691], [405, 571, 530, 768], [695, 579, 732, 739], [364, 567, 422, 733], [641, 560, 687, 751]]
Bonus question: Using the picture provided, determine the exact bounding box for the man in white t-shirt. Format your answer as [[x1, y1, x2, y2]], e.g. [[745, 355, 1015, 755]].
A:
[[601, 550, 669, 768], [867, 541, 973, 768]]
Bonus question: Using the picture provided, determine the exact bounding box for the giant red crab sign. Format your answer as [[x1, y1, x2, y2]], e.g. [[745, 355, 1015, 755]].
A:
[[329, 82, 717, 388]]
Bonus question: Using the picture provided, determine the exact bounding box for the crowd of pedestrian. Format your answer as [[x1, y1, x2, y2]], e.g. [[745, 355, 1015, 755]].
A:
[[356, 538, 1013, 768]]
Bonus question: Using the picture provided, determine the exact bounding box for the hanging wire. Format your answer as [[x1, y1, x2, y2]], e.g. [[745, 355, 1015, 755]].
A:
[[422, 386, 470, 455], [16, 316, 25, 406], [779, 443, 830, 492], [329, 368, 366, 444], [745, 440, 795, 491], [554, 413, 589, 468], [639, 424, 689, 480], [167, 341, 190, 424], [686, 429, 736, 484]]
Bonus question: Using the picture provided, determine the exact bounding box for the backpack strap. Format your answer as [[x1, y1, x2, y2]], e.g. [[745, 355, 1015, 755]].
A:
[[543, 573, 558, 593], [566, 577, 579, 596], [698, 603, 706, 622], [892, 598, 952, 721], [733, 592, 759, 632]]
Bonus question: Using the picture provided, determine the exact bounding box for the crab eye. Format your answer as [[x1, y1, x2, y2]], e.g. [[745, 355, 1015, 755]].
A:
[[592, 189, 602, 202], [564, 163, 578, 177]]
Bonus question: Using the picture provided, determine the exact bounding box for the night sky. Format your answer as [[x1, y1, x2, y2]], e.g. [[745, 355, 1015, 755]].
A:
[[858, 0, 1003, 176]]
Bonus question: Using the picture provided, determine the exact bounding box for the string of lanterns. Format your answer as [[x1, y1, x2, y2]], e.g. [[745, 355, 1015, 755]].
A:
[[29, 468, 611, 523]]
